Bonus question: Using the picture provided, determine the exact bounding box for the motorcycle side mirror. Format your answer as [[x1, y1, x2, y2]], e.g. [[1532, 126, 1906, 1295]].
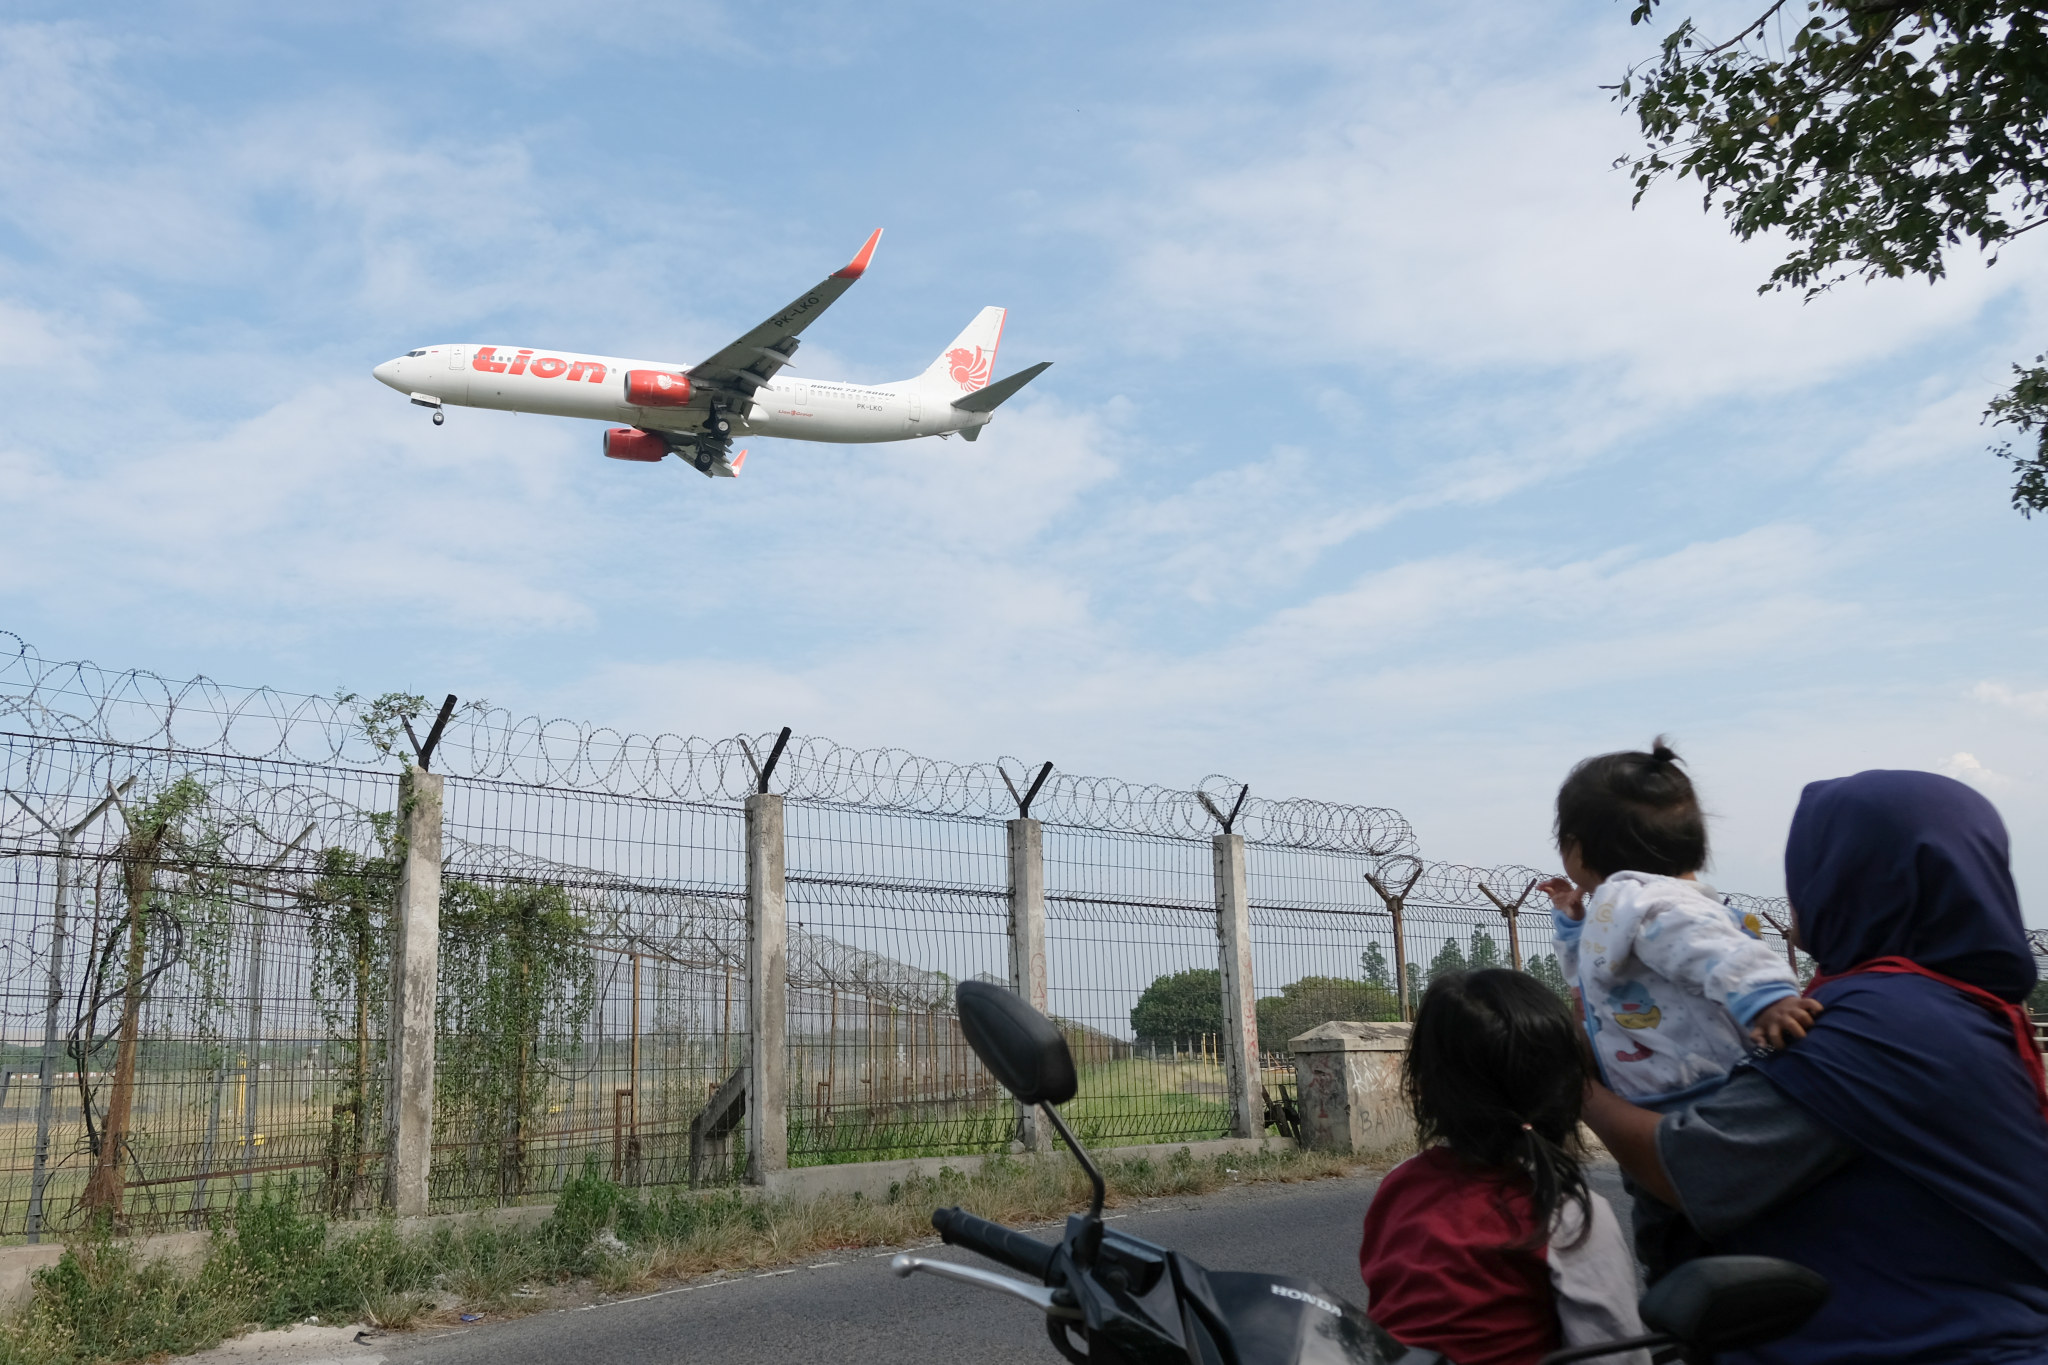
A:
[[955, 980, 1078, 1106], [1640, 1255, 1829, 1354], [954, 981, 1105, 1253]]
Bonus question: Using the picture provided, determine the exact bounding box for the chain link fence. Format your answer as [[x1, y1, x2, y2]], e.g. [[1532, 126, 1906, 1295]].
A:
[[0, 632, 1805, 1238]]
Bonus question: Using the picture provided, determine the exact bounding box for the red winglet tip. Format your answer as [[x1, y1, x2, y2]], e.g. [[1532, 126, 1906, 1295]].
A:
[[832, 228, 883, 280], [730, 449, 747, 475]]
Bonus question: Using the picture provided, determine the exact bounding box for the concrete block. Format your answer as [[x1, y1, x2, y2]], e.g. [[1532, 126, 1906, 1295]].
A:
[[1290, 1021, 1413, 1157]]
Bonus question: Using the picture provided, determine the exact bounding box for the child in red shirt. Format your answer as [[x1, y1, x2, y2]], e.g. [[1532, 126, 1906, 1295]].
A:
[[1360, 969, 1646, 1365]]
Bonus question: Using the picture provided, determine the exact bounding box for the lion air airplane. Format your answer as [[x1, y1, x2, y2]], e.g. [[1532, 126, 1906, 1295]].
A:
[[370, 229, 1049, 478]]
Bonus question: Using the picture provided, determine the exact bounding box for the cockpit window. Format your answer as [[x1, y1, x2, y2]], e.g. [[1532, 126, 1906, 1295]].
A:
[[407, 350, 427, 357]]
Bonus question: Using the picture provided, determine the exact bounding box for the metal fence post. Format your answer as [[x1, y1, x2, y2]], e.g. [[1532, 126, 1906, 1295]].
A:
[[1212, 833, 1262, 1139], [745, 792, 788, 1183], [1007, 817, 1050, 1152], [383, 769, 442, 1217], [25, 828, 74, 1244], [1477, 876, 1537, 973], [1365, 865, 1423, 1023]]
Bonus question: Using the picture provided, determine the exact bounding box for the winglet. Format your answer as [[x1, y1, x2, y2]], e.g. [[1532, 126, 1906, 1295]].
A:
[[729, 448, 746, 476], [831, 229, 884, 280]]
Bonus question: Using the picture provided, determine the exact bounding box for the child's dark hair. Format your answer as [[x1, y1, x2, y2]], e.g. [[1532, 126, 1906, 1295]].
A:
[[1554, 736, 1706, 879], [1403, 969, 1590, 1244]]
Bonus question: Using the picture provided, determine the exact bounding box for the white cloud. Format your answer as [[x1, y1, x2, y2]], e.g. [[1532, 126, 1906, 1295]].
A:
[[1836, 385, 2000, 476], [1942, 751, 2014, 789], [1972, 682, 2048, 719], [1087, 26, 2029, 425], [0, 381, 596, 633], [4, 0, 2047, 930]]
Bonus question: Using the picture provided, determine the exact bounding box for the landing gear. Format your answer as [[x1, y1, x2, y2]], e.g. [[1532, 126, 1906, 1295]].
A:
[[705, 403, 731, 437], [681, 429, 736, 476], [431, 410, 445, 426]]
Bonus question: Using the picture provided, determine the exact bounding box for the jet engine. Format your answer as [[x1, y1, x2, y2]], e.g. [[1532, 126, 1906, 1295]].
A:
[[603, 428, 669, 462], [623, 370, 694, 407]]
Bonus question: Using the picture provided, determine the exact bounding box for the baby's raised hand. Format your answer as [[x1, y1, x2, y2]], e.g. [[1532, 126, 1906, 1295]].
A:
[[1750, 996, 1823, 1049], [1539, 876, 1584, 920]]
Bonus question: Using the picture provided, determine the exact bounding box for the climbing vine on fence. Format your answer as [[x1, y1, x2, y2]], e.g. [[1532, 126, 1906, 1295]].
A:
[[434, 880, 596, 1200], [302, 823, 397, 1215]]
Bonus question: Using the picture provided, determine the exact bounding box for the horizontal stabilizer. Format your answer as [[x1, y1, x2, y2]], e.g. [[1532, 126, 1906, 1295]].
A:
[[952, 361, 1051, 414]]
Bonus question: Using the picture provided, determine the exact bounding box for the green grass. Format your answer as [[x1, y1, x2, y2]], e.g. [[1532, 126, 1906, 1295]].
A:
[[788, 1056, 1242, 1166], [0, 1143, 1376, 1365]]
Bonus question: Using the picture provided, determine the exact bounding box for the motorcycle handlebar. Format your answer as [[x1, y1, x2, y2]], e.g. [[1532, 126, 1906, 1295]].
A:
[[931, 1207, 1059, 1283]]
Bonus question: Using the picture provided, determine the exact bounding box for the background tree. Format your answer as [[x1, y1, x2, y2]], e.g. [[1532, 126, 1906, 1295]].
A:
[[1255, 975, 1400, 1051], [1426, 936, 1468, 987], [1360, 942, 1392, 990], [1129, 968, 1223, 1050], [1617, 1, 2048, 514], [1523, 952, 1573, 1001]]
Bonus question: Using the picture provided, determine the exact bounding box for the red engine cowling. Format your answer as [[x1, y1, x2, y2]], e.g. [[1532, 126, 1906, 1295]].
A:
[[603, 428, 669, 462], [622, 370, 693, 407]]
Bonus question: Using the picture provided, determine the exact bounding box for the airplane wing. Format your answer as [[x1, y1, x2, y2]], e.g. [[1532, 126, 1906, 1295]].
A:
[[688, 229, 882, 402]]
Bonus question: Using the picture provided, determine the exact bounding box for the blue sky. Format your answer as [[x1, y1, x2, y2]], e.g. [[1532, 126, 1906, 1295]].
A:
[[1, 1, 2042, 911]]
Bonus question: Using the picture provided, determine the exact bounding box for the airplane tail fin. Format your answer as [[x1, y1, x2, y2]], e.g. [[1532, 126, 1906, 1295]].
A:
[[920, 306, 1006, 398]]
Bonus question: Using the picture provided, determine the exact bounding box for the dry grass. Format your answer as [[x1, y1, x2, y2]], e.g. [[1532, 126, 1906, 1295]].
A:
[[0, 1144, 1381, 1365], [360, 1290, 436, 1331]]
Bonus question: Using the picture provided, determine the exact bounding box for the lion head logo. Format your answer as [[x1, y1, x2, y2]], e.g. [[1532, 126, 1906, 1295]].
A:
[[945, 346, 993, 391]]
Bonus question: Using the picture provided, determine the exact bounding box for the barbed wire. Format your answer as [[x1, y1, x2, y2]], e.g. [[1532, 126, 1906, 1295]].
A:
[[1355, 857, 1556, 912], [0, 633, 1415, 856]]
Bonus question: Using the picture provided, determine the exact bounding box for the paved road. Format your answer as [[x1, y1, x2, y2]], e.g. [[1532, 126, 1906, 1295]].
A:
[[351, 1165, 1632, 1365]]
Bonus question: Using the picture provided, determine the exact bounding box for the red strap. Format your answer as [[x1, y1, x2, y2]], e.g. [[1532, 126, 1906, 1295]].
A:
[[1810, 956, 2048, 1122]]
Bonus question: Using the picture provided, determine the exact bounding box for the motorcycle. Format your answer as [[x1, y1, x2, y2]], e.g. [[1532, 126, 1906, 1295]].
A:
[[892, 980, 1827, 1365]]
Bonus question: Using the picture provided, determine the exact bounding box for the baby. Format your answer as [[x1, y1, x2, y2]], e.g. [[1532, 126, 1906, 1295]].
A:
[[1539, 740, 1819, 1110]]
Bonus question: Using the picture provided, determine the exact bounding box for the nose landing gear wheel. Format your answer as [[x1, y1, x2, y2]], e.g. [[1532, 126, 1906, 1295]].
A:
[[431, 410, 445, 426]]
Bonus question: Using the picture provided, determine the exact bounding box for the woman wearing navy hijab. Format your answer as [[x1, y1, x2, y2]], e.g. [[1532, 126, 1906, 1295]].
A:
[[1584, 770, 2048, 1363]]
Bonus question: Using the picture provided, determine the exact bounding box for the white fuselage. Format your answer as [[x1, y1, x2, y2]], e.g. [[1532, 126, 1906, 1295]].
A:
[[371, 344, 986, 444]]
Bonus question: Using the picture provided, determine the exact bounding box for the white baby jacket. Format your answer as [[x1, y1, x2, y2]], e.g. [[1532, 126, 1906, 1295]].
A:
[[1553, 872, 1800, 1106]]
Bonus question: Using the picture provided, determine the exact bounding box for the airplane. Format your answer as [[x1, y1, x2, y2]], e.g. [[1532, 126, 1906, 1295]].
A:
[[370, 229, 1051, 478]]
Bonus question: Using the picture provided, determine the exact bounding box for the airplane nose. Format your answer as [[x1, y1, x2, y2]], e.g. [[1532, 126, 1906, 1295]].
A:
[[372, 359, 401, 389]]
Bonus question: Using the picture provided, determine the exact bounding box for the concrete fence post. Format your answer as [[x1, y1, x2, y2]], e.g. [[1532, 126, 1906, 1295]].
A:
[[1212, 833, 1262, 1139], [383, 769, 442, 1217], [745, 792, 788, 1183], [1006, 817, 1050, 1152]]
